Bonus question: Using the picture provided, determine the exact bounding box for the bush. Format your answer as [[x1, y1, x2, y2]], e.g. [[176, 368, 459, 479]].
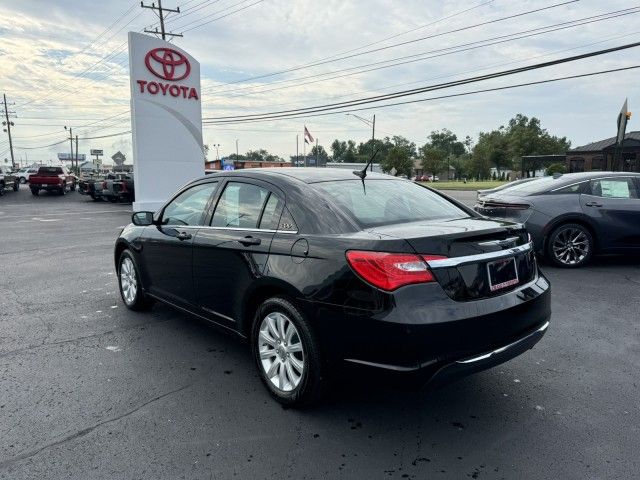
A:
[[546, 163, 567, 176]]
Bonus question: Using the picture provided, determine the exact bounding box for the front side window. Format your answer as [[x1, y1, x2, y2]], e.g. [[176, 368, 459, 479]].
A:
[[314, 179, 469, 228], [162, 182, 219, 226], [211, 182, 269, 228], [590, 178, 638, 199]]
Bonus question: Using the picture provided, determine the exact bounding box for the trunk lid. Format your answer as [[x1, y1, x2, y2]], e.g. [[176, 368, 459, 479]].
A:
[[368, 217, 536, 301]]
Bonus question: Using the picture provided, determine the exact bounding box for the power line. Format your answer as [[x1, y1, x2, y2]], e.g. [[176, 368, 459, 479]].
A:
[[202, 41, 640, 123], [207, 65, 640, 125], [201, 6, 640, 99], [181, 0, 263, 33], [203, 0, 579, 91], [202, 30, 640, 114]]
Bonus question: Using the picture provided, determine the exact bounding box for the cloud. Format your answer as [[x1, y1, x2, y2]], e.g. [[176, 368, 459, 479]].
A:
[[1, 0, 639, 163]]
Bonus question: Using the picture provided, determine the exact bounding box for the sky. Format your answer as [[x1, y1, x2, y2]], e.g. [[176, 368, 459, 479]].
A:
[[0, 0, 639, 167]]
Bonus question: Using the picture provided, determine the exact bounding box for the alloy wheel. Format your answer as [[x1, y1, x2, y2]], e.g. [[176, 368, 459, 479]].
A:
[[119, 257, 138, 304], [552, 227, 590, 265], [258, 312, 305, 392]]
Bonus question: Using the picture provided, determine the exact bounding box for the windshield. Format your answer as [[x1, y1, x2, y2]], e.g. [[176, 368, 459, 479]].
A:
[[314, 179, 469, 228]]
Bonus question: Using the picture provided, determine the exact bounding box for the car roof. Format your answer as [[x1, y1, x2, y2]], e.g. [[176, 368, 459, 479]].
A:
[[197, 167, 393, 184]]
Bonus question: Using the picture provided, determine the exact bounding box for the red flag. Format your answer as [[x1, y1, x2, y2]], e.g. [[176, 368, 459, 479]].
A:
[[304, 126, 314, 143]]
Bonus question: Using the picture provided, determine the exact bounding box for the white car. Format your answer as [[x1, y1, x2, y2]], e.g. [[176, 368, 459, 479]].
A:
[[15, 167, 39, 184]]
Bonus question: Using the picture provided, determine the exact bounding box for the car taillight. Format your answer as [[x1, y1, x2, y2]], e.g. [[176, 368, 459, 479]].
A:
[[346, 251, 447, 291]]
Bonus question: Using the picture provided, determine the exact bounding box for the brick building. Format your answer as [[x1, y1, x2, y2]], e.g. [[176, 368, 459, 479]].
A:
[[566, 131, 640, 173]]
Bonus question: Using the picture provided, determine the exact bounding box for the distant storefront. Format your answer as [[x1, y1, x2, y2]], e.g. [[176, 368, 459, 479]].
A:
[[205, 158, 290, 170], [566, 131, 640, 173]]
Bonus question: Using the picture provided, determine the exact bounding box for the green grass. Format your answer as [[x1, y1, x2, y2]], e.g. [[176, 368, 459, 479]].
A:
[[418, 180, 508, 191]]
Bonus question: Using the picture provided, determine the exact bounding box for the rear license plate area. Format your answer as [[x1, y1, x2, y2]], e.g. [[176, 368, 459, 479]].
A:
[[487, 257, 519, 292]]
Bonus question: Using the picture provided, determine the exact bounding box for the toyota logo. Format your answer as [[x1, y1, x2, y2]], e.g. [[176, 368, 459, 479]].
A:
[[145, 48, 191, 81]]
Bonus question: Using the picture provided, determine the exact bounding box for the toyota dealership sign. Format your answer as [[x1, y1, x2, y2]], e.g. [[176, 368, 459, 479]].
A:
[[128, 32, 204, 211]]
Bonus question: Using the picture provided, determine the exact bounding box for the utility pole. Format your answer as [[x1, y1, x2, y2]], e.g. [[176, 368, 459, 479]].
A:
[[315, 138, 319, 167], [296, 135, 299, 167], [75, 134, 79, 172], [141, 0, 183, 40], [2, 94, 16, 169], [235, 139, 239, 159], [371, 114, 376, 172], [64, 126, 76, 172]]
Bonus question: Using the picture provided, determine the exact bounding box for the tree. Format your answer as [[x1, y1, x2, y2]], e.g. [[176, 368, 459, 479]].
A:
[[420, 146, 447, 177], [381, 146, 413, 177], [309, 145, 329, 164], [427, 129, 466, 157], [203, 144, 210, 162], [546, 162, 566, 175], [330, 139, 358, 162]]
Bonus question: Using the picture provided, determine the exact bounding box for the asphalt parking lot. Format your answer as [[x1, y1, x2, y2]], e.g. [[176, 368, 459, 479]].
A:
[[1, 186, 639, 480]]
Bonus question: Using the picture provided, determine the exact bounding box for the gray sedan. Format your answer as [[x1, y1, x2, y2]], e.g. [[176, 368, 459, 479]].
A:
[[474, 172, 640, 267]]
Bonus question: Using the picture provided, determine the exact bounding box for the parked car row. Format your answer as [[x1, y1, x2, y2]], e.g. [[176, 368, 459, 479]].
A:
[[473, 171, 640, 268], [78, 173, 135, 203]]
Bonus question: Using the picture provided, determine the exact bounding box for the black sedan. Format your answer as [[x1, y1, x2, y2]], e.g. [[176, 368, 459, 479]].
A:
[[114, 168, 551, 406], [474, 172, 640, 268]]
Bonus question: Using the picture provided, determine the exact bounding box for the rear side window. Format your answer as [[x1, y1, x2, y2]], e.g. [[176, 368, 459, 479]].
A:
[[211, 182, 269, 228], [553, 182, 588, 194], [314, 179, 469, 228], [590, 178, 639, 199]]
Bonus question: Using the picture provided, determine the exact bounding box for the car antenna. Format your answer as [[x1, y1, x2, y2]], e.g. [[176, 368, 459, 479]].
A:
[[352, 147, 381, 193]]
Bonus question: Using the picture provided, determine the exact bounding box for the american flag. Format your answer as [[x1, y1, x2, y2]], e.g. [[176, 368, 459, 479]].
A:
[[304, 126, 314, 144]]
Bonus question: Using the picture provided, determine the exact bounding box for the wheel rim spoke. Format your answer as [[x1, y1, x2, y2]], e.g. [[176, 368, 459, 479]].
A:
[[258, 311, 305, 392]]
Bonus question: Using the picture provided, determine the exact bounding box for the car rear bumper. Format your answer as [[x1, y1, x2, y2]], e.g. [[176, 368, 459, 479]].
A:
[[307, 271, 551, 382]]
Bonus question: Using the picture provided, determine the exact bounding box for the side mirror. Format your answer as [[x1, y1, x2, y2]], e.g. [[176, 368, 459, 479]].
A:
[[131, 211, 155, 226]]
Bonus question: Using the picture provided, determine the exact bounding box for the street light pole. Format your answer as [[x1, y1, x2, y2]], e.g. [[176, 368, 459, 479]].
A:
[[235, 139, 239, 158], [347, 113, 376, 171]]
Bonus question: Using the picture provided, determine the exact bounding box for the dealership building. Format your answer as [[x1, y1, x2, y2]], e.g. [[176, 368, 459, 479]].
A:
[[566, 131, 640, 173]]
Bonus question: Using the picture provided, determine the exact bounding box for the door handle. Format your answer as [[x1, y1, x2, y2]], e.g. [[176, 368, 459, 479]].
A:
[[585, 202, 603, 207], [176, 231, 192, 241], [237, 235, 261, 246]]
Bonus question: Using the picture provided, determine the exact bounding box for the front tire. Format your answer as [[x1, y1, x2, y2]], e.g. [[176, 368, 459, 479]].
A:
[[118, 250, 153, 311], [20, 177, 27, 184], [251, 297, 324, 407], [547, 223, 594, 268]]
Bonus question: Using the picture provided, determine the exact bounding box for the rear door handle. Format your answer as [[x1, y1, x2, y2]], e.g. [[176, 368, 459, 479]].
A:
[[177, 231, 192, 241], [585, 202, 603, 207], [236, 235, 261, 246]]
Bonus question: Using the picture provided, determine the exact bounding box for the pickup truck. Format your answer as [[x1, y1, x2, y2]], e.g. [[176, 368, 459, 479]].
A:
[[29, 166, 76, 196], [78, 175, 106, 201], [102, 173, 134, 203], [0, 166, 20, 196]]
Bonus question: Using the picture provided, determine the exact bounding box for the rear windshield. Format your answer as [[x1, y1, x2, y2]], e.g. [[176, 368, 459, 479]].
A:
[[314, 179, 469, 228], [38, 167, 63, 175]]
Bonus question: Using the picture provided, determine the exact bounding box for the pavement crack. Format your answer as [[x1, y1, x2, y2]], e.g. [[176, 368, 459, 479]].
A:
[[0, 383, 193, 469], [0, 318, 171, 359]]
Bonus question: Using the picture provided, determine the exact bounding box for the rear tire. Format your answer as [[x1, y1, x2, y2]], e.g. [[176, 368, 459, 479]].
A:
[[12, 182, 19, 192], [251, 296, 324, 407], [118, 250, 153, 311], [59, 185, 66, 195], [20, 177, 27, 184], [70, 183, 76, 191], [547, 223, 594, 268], [0, 183, 4, 196], [31, 188, 38, 196]]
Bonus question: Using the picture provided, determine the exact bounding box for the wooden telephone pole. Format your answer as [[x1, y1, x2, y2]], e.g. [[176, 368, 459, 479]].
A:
[[141, 0, 183, 40], [2, 94, 16, 169]]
